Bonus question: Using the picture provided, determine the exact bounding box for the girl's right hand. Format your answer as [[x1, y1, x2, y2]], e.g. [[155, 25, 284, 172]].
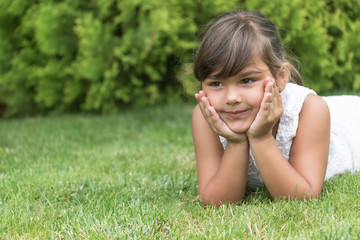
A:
[[195, 90, 248, 144]]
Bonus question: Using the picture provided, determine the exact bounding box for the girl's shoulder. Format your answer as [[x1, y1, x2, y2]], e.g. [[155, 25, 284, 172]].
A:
[[302, 94, 330, 117], [280, 83, 319, 123], [277, 83, 329, 156], [295, 90, 330, 144], [281, 83, 331, 119], [281, 83, 329, 125], [281, 83, 316, 106]]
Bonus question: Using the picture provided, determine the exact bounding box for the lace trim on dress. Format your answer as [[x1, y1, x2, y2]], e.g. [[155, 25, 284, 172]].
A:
[[275, 83, 316, 160]]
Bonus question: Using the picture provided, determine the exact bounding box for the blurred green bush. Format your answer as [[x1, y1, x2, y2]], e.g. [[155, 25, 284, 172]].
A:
[[0, 0, 359, 116]]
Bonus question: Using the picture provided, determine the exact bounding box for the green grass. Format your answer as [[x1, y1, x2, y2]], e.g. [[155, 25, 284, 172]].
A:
[[0, 103, 359, 239]]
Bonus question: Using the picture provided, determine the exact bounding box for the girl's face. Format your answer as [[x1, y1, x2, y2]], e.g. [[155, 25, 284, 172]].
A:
[[202, 57, 276, 134]]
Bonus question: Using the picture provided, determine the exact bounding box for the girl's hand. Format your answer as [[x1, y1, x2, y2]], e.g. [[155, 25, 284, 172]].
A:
[[195, 90, 248, 144], [247, 77, 283, 140]]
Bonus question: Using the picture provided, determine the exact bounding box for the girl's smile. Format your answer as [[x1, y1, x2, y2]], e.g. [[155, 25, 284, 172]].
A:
[[223, 109, 250, 119]]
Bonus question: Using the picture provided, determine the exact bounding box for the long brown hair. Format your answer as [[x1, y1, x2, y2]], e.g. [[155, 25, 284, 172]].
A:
[[193, 10, 304, 86]]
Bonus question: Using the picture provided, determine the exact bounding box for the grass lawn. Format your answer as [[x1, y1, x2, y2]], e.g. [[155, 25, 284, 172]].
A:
[[0, 103, 359, 239]]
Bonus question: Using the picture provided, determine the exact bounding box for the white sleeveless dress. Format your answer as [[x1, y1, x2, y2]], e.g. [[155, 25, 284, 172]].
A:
[[220, 83, 360, 191]]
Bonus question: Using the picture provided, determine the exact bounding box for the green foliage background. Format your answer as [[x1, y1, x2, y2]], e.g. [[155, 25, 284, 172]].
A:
[[0, 0, 359, 116]]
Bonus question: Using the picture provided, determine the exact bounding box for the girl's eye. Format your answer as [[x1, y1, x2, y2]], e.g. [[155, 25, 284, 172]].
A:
[[210, 81, 224, 87], [241, 78, 254, 84]]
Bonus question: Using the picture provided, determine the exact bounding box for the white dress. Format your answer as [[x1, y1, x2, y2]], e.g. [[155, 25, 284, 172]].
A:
[[220, 83, 360, 191]]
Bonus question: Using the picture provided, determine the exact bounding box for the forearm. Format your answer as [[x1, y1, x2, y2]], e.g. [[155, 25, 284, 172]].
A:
[[201, 143, 249, 205], [249, 136, 318, 200]]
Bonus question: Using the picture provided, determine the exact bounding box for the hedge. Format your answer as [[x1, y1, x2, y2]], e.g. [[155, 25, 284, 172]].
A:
[[0, 0, 359, 116]]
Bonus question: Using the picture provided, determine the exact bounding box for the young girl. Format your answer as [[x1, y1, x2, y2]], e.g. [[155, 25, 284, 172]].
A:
[[191, 10, 360, 205]]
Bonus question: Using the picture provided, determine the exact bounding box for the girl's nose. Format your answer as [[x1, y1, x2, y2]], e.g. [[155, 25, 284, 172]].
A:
[[225, 87, 241, 105]]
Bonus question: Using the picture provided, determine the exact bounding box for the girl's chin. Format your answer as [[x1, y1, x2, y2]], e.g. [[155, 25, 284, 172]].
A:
[[222, 117, 254, 135], [220, 117, 253, 135], [227, 125, 249, 134], [231, 130, 248, 135]]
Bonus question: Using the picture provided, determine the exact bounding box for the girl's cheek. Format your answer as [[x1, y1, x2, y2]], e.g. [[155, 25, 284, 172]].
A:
[[259, 89, 266, 103], [205, 94, 216, 107]]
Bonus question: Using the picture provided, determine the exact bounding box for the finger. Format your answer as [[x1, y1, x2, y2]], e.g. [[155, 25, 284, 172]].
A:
[[201, 95, 211, 108], [208, 105, 222, 125], [195, 93, 204, 109], [199, 90, 207, 99], [199, 95, 219, 125], [195, 93, 201, 102], [272, 83, 281, 106], [264, 81, 274, 104], [261, 92, 272, 112], [195, 92, 236, 137], [264, 77, 273, 89], [267, 78, 280, 104], [208, 106, 232, 135], [208, 106, 224, 126], [200, 96, 213, 120], [195, 90, 207, 106], [265, 81, 284, 121], [271, 80, 283, 109], [264, 79, 274, 95], [198, 98, 211, 119], [195, 93, 212, 121], [273, 87, 284, 117], [195, 90, 206, 101], [264, 76, 271, 86], [195, 90, 205, 100]]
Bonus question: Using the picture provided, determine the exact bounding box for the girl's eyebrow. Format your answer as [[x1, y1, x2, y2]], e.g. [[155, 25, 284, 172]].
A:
[[206, 69, 263, 80], [206, 75, 219, 80], [239, 70, 263, 77]]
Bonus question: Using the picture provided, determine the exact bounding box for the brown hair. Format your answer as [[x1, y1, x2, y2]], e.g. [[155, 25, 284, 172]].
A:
[[193, 10, 304, 86]]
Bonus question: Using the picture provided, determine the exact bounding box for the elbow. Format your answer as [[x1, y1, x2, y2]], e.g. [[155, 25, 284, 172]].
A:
[[199, 189, 245, 207], [271, 187, 322, 201], [296, 192, 321, 201], [200, 195, 235, 207], [200, 197, 222, 207], [199, 190, 220, 206], [301, 185, 323, 200], [199, 194, 223, 207], [304, 189, 321, 200]]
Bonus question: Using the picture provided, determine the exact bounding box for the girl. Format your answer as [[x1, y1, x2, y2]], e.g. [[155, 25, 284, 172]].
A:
[[192, 10, 360, 205]]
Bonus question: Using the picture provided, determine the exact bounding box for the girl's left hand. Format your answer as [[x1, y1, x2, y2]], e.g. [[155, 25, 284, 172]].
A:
[[246, 77, 283, 140]]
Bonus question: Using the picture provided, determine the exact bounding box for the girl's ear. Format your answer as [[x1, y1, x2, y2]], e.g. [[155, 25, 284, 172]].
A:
[[277, 62, 290, 91]]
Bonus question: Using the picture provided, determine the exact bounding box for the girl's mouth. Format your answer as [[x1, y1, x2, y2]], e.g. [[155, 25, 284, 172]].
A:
[[225, 110, 249, 119]]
